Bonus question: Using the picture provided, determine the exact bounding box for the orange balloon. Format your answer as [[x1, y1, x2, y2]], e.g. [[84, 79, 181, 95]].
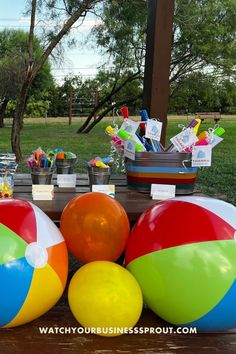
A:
[[60, 192, 130, 263]]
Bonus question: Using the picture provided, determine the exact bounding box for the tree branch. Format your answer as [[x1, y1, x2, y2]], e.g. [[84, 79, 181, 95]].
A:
[[77, 70, 141, 133], [81, 93, 142, 133], [31, 0, 97, 81]]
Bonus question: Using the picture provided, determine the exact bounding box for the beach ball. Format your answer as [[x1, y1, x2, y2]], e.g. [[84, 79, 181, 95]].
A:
[[68, 261, 143, 336], [0, 199, 68, 328], [60, 192, 130, 263], [125, 196, 236, 331]]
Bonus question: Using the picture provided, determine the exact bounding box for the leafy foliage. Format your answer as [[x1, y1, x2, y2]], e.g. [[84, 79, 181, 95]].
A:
[[171, 0, 236, 82], [93, 0, 147, 71], [0, 29, 54, 102], [169, 73, 236, 114], [75, 0, 236, 131]]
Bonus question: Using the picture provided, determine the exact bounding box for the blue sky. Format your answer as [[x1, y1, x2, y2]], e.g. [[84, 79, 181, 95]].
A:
[[0, 0, 104, 83]]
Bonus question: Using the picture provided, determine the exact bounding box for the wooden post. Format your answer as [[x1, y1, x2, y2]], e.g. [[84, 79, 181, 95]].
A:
[[68, 88, 72, 125], [143, 0, 175, 145]]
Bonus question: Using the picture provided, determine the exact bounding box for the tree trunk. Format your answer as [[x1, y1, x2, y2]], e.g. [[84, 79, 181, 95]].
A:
[[11, 80, 30, 162], [11, 118, 22, 162], [0, 98, 9, 128], [10, 0, 96, 161]]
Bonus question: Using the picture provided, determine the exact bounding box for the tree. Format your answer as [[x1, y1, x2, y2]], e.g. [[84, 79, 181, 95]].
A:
[[79, 0, 236, 132], [0, 57, 21, 128], [217, 79, 236, 113], [0, 30, 27, 127], [46, 75, 94, 118], [46, 71, 142, 120], [11, 0, 99, 162], [169, 73, 221, 113], [168, 74, 236, 114], [78, 69, 143, 133], [0, 29, 53, 128], [170, 0, 236, 85], [77, 0, 146, 133]]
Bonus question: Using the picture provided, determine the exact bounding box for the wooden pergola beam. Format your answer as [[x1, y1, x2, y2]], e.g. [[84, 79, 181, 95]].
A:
[[142, 0, 175, 145]]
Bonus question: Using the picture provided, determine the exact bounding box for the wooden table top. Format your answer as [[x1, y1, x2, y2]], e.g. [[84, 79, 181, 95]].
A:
[[1, 305, 236, 354], [13, 173, 160, 223]]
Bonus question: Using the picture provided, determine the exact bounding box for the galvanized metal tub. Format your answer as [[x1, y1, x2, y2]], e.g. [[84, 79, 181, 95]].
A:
[[125, 152, 198, 194]]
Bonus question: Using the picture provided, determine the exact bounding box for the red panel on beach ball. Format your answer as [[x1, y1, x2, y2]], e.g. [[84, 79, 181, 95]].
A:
[[0, 199, 37, 244], [125, 197, 235, 264]]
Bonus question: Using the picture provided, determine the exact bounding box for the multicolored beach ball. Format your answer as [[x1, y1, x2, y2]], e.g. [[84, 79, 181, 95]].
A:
[[125, 196, 236, 331], [0, 199, 68, 328]]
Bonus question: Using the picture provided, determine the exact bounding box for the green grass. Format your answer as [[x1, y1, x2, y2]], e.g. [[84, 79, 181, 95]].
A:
[[0, 119, 235, 205], [0, 122, 112, 173]]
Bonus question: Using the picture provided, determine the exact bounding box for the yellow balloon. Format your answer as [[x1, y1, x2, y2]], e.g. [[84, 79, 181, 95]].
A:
[[68, 261, 143, 337]]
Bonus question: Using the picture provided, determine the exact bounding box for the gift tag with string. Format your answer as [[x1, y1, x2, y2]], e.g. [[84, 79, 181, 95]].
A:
[[170, 127, 198, 152], [145, 119, 163, 141]]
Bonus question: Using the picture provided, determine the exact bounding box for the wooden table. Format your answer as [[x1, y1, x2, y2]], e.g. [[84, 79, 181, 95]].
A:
[[2, 174, 236, 353], [1, 306, 236, 354], [13, 173, 159, 224]]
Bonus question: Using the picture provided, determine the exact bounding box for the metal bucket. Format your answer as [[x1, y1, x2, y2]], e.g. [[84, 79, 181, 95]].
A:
[[55, 158, 77, 174], [125, 152, 198, 194], [31, 168, 54, 185], [87, 166, 111, 190]]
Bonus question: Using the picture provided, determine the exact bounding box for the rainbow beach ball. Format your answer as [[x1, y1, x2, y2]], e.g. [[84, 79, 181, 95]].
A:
[[0, 199, 68, 328], [125, 196, 236, 331]]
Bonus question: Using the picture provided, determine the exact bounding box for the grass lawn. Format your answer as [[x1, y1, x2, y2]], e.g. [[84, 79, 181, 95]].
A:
[[0, 117, 235, 205]]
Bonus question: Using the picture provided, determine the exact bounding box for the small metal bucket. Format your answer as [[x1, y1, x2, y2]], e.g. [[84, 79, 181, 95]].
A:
[[31, 168, 54, 185], [87, 166, 111, 190], [125, 152, 198, 194], [55, 158, 77, 174]]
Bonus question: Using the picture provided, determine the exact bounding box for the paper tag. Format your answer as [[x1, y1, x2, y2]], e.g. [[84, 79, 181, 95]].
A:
[[92, 185, 115, 198], [119, 119, 139, 135], [151, 184, 176, 200], [208, 134, 223, 149], [32, 193, 53, 200], [32, 184, 54, 200], [32, 185, 54, 193], [145, 119, 163, 141], [124, 140, 136, 160], [57, 174, 76, 187], [192, 146, 212, 167], [170, 128, 198, 152]]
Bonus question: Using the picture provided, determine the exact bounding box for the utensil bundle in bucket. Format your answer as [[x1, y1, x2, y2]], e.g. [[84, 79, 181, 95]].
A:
[[28, 147, 55, 185], [28, 147, 78, 184], [125, 152, 198, 194]]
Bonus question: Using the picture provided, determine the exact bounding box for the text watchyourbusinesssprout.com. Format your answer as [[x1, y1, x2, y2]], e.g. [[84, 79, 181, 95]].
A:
[[38, 326, 197, 335]]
